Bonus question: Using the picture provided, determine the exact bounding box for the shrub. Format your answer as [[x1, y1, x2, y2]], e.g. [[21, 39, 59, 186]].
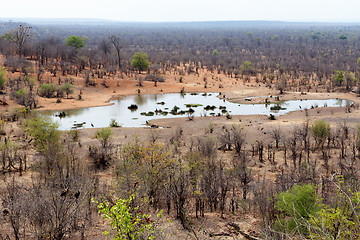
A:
[[60, 82, 74, 98], [311, 120, 330, 147], [275, 184, 319, 235], [131, 52, 150, 72], [38, 83, 56, 98], [90, 128, 113, 168], [109, 119, 121, 128], [95, 194, 162, 240]]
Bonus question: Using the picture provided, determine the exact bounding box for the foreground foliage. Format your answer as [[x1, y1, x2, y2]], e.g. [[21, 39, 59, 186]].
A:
[[95, 194, 162, 240]]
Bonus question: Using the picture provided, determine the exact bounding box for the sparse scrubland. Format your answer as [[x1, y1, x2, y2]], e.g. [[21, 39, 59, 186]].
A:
[[0, 21, 360, 239]]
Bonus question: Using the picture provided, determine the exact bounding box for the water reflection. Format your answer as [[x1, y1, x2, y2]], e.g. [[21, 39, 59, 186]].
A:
[[133, 95, 147, 106]]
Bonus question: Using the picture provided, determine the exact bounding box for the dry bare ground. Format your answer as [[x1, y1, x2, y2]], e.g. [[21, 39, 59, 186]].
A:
[[1, 65, 360, 239]]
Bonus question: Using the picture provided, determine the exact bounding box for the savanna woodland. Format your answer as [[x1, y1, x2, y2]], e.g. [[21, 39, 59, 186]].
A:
[[0, 20, 360, 239]]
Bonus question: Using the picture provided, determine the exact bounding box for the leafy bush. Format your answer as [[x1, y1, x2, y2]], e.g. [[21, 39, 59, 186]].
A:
[[131, 52, 150, 72], [90, 128, 113, 168], [308, 177, 360, 239], [23, 116, 61, 153], [15, 88, 29, 105], [275, 184, 319, 234], [38, 83, 57, 98], [60, 82, 74, 98], [109, 119, 121, 128], [95, 194, 162, 240], [311, 120, 330, 147]]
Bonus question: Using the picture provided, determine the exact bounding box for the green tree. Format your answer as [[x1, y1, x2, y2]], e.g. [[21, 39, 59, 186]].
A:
[[275, 184, 319, 235], [23, 116, 61, 153], [115, 141, 174, 208], [90, 128, 114, 168], [272, 35, 280, 40], [0, 67, 7, 90], [335, 70, 345, 86], [240, 61, 254, 75], [311, 120, 330, 148], [246, 32, 254, 39], [308, 177, 360, 239], [38, 83, 56, 98], [60, 82, 74, 98], [23, 116, 63, 175], [15, 88, 29, 106], [95, 194, 162, 240], [243, 61, 252, 69], [131, 52, 150, 73], [65, 36, 85, 53], [95, 127, 112, 149], [339, 34, 347, 40]]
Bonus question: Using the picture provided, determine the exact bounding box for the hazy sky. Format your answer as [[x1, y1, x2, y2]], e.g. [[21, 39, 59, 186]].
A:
[[2, 0, 360, 22]]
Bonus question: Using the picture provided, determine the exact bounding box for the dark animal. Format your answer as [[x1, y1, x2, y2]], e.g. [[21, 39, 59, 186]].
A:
[[74, 191, 80, 199], [3, 209, 9, 216], [61, 189, 68, 197]]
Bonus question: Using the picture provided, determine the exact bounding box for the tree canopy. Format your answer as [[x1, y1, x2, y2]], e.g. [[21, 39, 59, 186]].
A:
[[60, 82, 75, 98], [131, 52, 150, 72], [65, 36, 85, 51]]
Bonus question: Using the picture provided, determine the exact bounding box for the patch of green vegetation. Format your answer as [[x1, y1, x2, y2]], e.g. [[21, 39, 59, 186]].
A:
[[204, 105, 217, 111], [109, 119, 121, 128], [140, 111, 154, 116], [185, 103, 203, 108], [127, 104, 138, 111]]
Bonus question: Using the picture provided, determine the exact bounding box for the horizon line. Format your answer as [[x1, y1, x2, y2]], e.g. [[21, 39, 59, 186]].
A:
[[1, 18, 360, 24]]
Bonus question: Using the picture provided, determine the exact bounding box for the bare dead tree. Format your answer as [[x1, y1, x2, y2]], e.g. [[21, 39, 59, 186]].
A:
[[219, 125, 232, 151], [4, 25, 33, 56], [1, 177, 26, 240], [219, 160, 230, 218], [289, 127, 299, 169], [109, 35, 122, 71], [196, 136, 217, 159], [270, 127, 282, 149], [232, 125, 246, 155], [98, 39, 111, 55]]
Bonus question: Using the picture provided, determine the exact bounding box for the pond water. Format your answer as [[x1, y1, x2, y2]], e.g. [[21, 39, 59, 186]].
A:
[[39, 93, 351, 130]]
